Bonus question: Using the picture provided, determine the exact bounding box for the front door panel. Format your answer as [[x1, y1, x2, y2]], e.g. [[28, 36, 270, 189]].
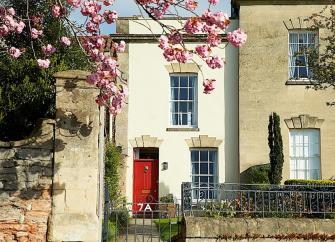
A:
[[133, 159, 158, 213]]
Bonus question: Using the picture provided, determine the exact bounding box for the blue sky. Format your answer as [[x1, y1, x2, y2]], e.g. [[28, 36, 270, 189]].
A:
[[70, 0, 231, 34]]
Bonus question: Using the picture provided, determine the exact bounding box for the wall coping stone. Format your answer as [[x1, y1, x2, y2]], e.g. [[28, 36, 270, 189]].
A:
[[184, 217, 335, 240], [0, 119, 55, 149], [53, 70, 90, 80]]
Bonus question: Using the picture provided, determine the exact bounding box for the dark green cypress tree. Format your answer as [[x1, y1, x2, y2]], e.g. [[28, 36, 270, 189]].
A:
[[268, 112, 284, 184]]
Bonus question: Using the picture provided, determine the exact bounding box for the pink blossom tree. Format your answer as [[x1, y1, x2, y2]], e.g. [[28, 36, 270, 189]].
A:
[[0, 0, 247, 115]]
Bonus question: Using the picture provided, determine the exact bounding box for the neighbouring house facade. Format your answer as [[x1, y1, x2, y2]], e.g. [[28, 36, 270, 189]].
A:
[[233, 0, 335, 182], [112, 18, 240, 204]]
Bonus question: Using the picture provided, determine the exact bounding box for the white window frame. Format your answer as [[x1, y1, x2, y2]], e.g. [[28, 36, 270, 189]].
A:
[[169, 73, 198, 128], [288, 30, 318, 81], [190, 148, 218, 200], [289, 129, 321, 180]]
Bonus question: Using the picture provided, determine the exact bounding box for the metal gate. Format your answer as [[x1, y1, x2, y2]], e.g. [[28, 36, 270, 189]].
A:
[[103, 188, 182, 242]]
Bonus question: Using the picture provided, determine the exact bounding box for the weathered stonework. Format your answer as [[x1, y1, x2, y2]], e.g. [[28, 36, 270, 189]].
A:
[[185, 135, 223, 148], [129, 135, 163, 148], [48, 70, 103, 242], [0, 119, 54, 242], [284, 114, 324, 129]]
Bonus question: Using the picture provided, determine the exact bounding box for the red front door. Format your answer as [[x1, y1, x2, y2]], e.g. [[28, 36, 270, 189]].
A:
[[133, 159, 159, 212]]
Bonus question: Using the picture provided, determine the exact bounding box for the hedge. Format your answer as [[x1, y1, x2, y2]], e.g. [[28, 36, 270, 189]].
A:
[[284, 179, 335, 186]]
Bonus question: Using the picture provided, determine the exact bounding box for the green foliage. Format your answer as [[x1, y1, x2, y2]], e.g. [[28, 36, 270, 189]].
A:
[[285, 179, 335, 186], [160, 194, 174, 203], [105, 220, 117, 242], [154, 218, 180, 242], [307, 6, 335, 106], [105, 143, 123, 204], [110, 209, 129, 227], [0, 0, 90, 141], [268, 112, 284, 184], [244, 164, 270, 184]]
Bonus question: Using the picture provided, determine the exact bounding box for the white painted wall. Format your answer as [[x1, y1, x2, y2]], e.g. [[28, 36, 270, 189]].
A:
[[125, 19, 239, 202]]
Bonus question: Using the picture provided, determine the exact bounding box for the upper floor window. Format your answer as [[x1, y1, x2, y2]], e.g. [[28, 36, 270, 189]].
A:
[[289, 129, 320, 179], [288, 31, 317, 80], [170, 74, 197, 127]]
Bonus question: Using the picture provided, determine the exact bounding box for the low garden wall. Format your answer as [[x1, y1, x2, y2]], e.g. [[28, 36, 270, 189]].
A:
[[0, 119, 54, 242], [183, 217, 335, 242]]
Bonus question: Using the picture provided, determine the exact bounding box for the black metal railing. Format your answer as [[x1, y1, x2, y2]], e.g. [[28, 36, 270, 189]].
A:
[[181, 182, 335, 218], [103, 187, 182, 242]]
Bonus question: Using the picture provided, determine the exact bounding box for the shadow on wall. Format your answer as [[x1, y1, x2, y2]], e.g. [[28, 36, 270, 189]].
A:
[[159, 182, 170, 199], [0, 108, 95, 199]]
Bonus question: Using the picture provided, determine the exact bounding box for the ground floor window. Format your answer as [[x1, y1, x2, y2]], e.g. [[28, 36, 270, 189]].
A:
[[289, 129, 320, 179], [191, 149, 218, 199]]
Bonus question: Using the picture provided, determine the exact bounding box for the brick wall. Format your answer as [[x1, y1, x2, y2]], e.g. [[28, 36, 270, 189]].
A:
[[0, 119, 54, 242]]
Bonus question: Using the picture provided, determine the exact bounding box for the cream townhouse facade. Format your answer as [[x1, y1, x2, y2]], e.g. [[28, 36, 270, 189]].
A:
[[112, 18, 240, 205]]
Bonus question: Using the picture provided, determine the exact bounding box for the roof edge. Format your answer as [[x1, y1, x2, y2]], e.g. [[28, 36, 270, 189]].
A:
[[233, 0, 330, 7]]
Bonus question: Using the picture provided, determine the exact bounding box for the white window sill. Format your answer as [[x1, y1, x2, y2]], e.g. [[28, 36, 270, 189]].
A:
[[286, 79, 314, 85], [166, 127, 200, 132]]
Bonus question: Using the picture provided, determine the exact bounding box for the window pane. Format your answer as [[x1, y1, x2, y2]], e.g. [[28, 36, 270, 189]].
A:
[[200, 176, 208, 183], [200, 163, 208, 174], [189, 89, 194, 101], [171, 76, 179, 87], [192, 176, 199, 184], [180, 88, 188, 100], [299, 66, 307, 78], [192, 163, 199, 174], [181, 114, 187, 125], [180, 76, 188, 87], [209, 151, 216, 162], [171, 88, 179, 100], [172, 114, 179, 125], [209, 163, 214, 174], [191, 150, 199, 161], [200, 151, 208, 161], [188, 102, 193, 112], [189, 76, 196, 87], [179, 102, 188, 112]]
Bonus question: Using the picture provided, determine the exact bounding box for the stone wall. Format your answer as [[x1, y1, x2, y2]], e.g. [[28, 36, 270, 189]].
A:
[[0, 70, 104, 242], [0, 119, 55, 242], [48, 70, 103, 241], [183, 217, 335, 242]]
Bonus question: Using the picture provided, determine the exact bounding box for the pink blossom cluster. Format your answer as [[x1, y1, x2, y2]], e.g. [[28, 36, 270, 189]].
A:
[[82, 34, 127, 114], [185, 0, 198, 10], [0, 7, 25, 37], [156, 9, 247, 94], [61, 36, 71, 46], [8, 47, 22, 59], [37, 59, 51, 69], [42, 44, 56, 56], [137, 0, 172, 19], [67, 0, 81, 8], [52, 5, 63, 18], [227, 28, 248, 47], [203, 79, 216, 94]]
